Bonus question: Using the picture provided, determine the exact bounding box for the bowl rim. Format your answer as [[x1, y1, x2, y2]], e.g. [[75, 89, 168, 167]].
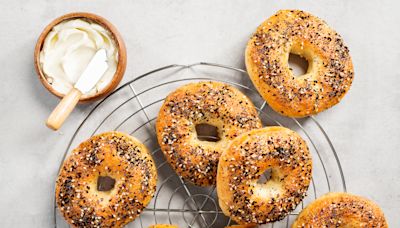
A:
[[34, 12, 127, 103]]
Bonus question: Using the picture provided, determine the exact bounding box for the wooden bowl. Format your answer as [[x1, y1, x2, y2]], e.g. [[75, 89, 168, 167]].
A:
[[34, 12, 127, 103]]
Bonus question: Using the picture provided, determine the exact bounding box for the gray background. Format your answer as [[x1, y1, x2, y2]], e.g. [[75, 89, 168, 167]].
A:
[[0, 0, 399, 227]]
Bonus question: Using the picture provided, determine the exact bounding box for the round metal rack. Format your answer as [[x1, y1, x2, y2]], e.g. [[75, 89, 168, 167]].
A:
[[55, 62, 346, 228]]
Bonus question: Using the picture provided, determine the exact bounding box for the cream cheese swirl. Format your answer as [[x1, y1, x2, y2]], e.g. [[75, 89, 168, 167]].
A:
[[40, 19, 118, 97]]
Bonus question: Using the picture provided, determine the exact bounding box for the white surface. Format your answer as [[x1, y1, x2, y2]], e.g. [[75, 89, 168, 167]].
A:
[[0, 0, 399, 227]]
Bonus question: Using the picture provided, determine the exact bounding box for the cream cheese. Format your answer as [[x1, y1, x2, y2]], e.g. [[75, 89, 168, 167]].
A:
[[39, 19, 118, 97]]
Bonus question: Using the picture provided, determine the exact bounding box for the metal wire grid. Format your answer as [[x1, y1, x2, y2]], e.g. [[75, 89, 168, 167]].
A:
[[54, 62, 347, 228]]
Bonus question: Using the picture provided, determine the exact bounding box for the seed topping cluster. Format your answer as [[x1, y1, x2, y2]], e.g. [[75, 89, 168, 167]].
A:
[[247, 10, 354, 116], [218, 127, 312, 224], [156, 81, 261, 186], [56, 132, 157, 228]]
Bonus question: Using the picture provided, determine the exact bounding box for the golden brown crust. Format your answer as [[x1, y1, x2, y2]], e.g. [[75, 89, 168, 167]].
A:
[[246, 10, 354, 117], [156, 81, 262, 186], [292, 192, 388, 227], [217, 127, 312, 224], [56, 131, 157, 228], [148, 225, 179, 228]]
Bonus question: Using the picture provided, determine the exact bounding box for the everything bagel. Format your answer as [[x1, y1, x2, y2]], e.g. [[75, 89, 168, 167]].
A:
[[217, 127, 312, 224], [292, 192, 388, 227], [156, 81, 262, 186], [56, 131, 157, 227], [246, 10, 354, 117]]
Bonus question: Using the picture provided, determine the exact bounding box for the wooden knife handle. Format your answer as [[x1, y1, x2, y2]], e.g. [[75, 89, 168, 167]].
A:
[[46, 88, 82, 130]]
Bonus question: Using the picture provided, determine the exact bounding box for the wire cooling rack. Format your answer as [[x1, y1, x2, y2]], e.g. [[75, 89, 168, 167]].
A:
[[54, 62, 347, 228]]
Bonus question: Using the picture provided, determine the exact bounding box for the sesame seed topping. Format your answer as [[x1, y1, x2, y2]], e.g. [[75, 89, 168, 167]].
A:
[[218, 127, 312, 224], [56, 132, 157, 227], [247, 10, 354, 117], [156, 81, 262, 186]]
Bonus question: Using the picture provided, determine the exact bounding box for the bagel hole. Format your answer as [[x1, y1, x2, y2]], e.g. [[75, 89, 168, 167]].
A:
[[257, 168, 273, 184], [288, 53, 309, 76], [97, 176, 115, 192], [195, 124, 220, 142]]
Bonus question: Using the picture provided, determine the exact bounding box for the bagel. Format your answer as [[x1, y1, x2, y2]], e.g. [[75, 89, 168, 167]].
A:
[[56, 131, 157, 227], [156, 81, 262, 186], [245, 10, 354, 117], [217, 127, 312, 224], [292, 192, 388, 227]]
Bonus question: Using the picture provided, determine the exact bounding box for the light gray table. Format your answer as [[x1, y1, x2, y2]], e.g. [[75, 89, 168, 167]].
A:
[[0, 0, 399, 227]]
